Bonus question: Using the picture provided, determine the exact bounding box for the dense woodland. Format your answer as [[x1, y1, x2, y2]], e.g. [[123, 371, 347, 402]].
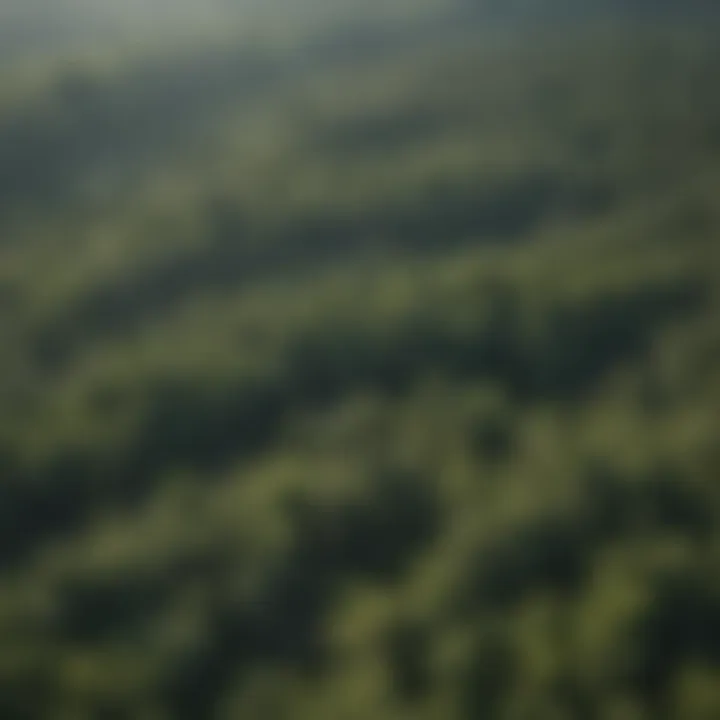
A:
[[1, 1, 720, 717]]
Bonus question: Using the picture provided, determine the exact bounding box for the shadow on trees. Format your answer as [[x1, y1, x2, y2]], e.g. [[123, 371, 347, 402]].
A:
[[3, 271, 707, 570], [163, 468, 441, 719], [31, 169, 614, 371]]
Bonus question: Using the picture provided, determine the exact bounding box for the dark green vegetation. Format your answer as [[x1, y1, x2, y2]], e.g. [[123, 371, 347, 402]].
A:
[[1, 2, 720, 718]]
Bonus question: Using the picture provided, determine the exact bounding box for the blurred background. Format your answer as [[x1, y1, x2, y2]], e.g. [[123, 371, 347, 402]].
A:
[[1, 1, 720, 718]]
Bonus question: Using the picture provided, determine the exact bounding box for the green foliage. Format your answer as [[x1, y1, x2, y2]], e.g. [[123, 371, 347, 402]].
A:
[[1, 5, 720, 718]]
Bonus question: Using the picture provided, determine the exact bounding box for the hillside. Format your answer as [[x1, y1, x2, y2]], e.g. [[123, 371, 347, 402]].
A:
[[1, 5, 720, 719]]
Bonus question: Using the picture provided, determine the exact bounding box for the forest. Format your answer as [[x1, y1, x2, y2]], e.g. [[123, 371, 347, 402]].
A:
[[1, 0, 720, 717]]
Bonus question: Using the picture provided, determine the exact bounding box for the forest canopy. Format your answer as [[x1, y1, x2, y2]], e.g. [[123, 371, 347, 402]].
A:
[[0, 1, 719, 718]]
